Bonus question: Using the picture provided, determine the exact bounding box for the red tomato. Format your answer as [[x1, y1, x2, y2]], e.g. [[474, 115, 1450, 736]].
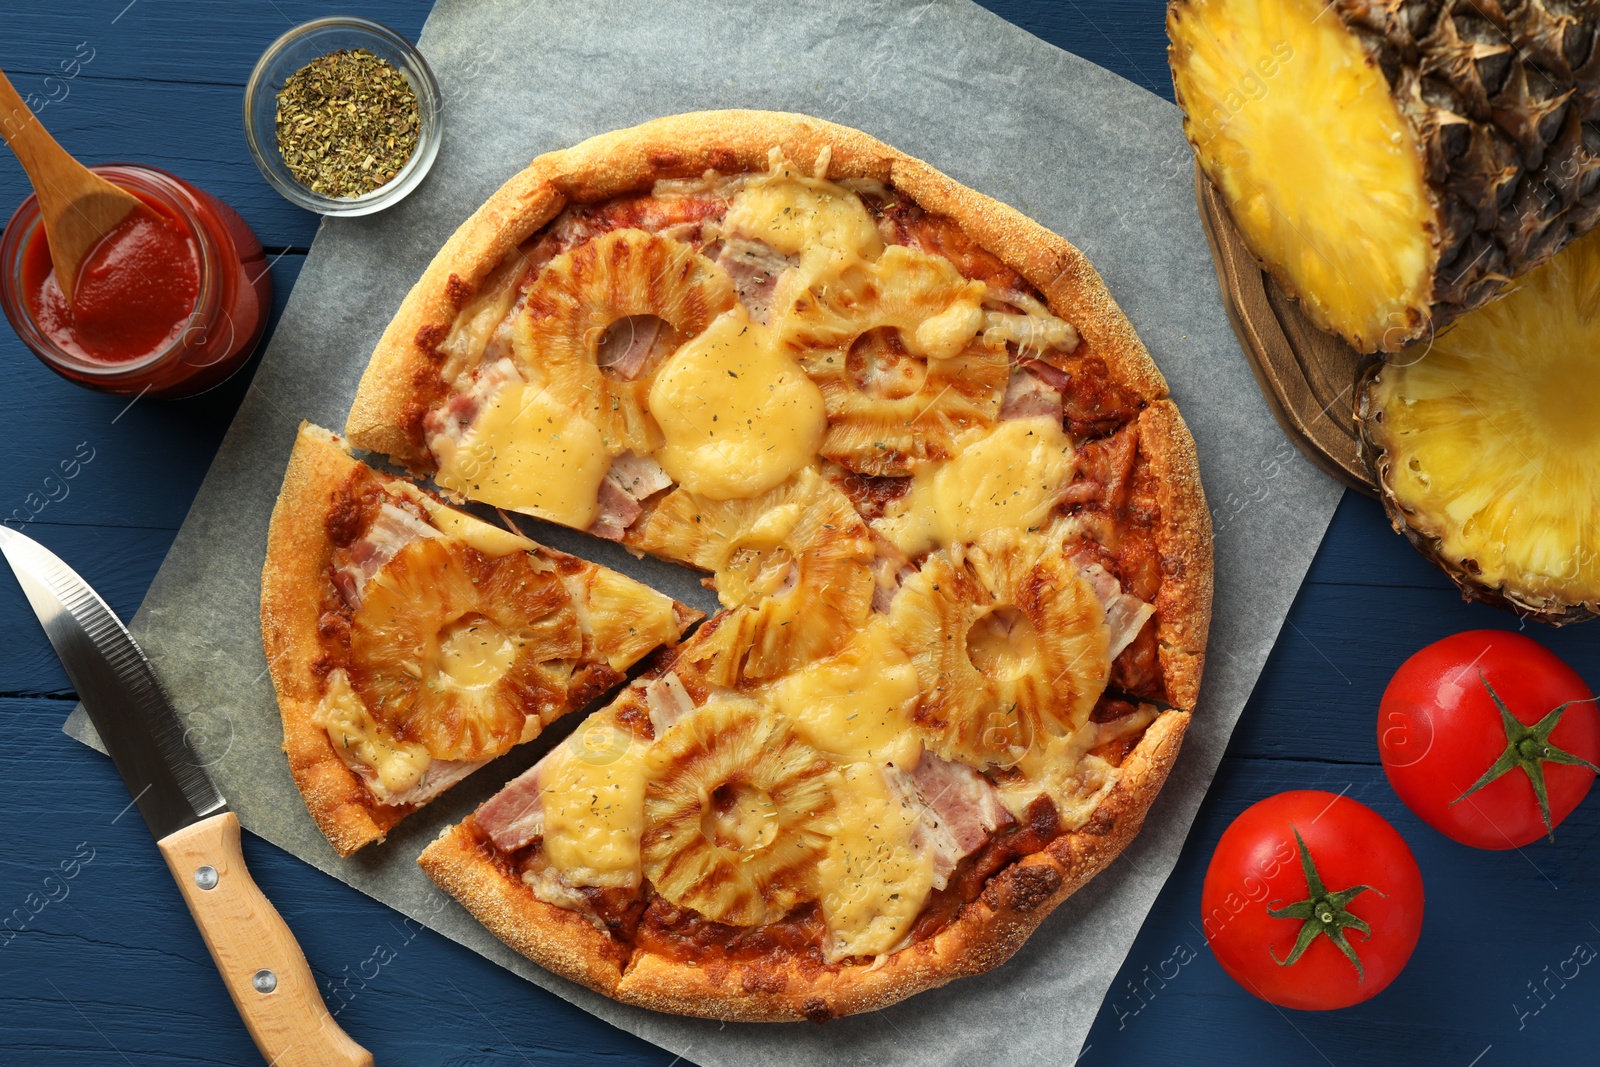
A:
[[1201, 790, 1424, 1010], [1378, 630, 1600, 849]]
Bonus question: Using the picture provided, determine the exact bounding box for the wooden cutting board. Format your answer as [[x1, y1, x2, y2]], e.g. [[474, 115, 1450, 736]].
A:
[[1191, 164, 1378, 496]]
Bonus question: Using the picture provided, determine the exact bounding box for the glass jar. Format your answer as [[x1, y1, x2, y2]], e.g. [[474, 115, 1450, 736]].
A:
[[0, 163, 271, 398]]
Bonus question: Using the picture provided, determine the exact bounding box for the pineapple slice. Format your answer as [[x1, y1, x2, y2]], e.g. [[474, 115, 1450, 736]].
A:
[[785, 245, 1008, 475], [1358, 229, 1600, 622], [1168, 0, 1600, 351], [641, 695, 837, 926], [349, 538, 581, 761], [889, 528, 1111, 768], [514, 228, 737, 454], [637, 467, 874, 680]]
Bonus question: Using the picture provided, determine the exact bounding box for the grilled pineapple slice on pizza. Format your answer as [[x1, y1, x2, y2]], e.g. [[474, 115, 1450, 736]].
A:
[[515, 228, 737, 454], [638, 467, 874, 680], [783, 245, 1009, 475], [1169, 0, 1600, 352], [890, 528, 1111, 768], [641, 696, 837, 926], [349, 539, 580, 761], [1357, 228, 1600, 623]]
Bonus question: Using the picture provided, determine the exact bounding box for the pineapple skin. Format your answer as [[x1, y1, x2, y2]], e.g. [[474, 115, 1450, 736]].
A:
[[1169, 0, 1600, 352]]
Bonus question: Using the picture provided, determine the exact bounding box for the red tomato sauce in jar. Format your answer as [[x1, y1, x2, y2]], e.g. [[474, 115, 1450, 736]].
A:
[[22, 191, 202, 365], [1, 164, 271, 398]]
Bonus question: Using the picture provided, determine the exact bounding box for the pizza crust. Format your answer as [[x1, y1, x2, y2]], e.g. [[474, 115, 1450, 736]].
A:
[[361, 110, 1212, 1015], [418, 707, 1189, 1021], [261, 423, 409, 857]]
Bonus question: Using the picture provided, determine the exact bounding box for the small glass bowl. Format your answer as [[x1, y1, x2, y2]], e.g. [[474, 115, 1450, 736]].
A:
[[243, 16, 441, 216]]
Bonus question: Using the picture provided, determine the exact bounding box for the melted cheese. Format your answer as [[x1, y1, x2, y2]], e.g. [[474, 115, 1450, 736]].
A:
[[537, 714, 649, 888], [994, 723, 1120, 829], [415, 494, 532, 557], [433, 379, 609, 528], [879, 416, 1075, 556], [649, 307, 825, 499], [316, 670, 431, 796], [768, 617, 921, 765], [562, 567, 682, 671], [722, 166, 883, 261], [818, 762, 938, 961]]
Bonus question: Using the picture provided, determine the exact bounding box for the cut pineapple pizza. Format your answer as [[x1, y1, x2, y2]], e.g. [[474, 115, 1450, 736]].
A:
[[273, 111, 1212, 1019], [260, 423, 698, 856]]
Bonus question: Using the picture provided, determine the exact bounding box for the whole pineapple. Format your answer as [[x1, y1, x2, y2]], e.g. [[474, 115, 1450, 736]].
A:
[[515, 228, 737, 454], [1168, 0, 1600, 352], [348, 539, 580, 761], [889, 529, 1112, 768], [641, 696, 838, 926]]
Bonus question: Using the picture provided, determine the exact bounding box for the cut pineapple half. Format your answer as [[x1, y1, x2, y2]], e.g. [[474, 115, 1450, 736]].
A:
[[1358, 229, 1600, 622], [889, 528, 1111, 768], [641, 695, 837, 926], [514, 228, 737, 454], [784, 245, 1008, 475], [1168, 0, 1436, 351], [349, 538, 581, 761], [638, 467, 875, 680]]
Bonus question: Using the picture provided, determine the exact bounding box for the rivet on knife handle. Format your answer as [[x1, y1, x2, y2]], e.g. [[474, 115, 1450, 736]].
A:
[[157, 812, 373, 1067]]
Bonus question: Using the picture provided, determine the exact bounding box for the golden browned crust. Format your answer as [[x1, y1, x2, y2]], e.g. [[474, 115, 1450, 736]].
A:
[[261, 423, 403, 856], [262, 423, 700, 857], [346, 109, 1169, 466], [418, 708, 1189, 1021], [1138, 401, 1213, 712]]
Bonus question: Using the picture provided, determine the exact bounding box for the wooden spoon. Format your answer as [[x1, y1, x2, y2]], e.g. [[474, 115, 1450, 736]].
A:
[[0, 67, 143, 307]]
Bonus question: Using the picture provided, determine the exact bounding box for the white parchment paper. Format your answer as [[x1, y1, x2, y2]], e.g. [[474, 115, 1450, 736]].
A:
[[67, 1, 1344, 1062]]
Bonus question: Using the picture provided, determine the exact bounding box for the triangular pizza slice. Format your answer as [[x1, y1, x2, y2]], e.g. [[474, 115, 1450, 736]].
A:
[[261, 423, 699, 856]]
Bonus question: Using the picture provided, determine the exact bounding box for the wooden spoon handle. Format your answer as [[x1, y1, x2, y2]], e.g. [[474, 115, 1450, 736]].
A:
[[158, 813, 374, 1067], [0, 68, 63, 172]]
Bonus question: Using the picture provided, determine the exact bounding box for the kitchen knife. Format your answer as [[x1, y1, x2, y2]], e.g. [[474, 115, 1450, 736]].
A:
[[0, 525, 372, 1067]]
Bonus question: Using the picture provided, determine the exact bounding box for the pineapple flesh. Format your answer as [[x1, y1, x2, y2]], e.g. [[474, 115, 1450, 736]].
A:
[[637, 467, 875, 680], [349, 539, 581, 761], [641, 696, 837, 926], [1358, 228, 1600, 622], [889, 528, 1112, 768], [1168, 0, 1600, 352], [515, 228, 737, 454], [785, 246, 1009, 475]]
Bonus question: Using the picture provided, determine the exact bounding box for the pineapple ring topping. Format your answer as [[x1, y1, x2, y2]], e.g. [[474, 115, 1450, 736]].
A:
[[889, 528, 1111, 768], [642, 469, 875, 682], [349, 538, 582, 762], [642, 697, 838, 927], [514, 228, 738, 455]]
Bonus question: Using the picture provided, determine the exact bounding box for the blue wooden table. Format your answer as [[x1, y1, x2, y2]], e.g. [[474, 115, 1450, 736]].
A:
[[1, 3, 1594, 1064]]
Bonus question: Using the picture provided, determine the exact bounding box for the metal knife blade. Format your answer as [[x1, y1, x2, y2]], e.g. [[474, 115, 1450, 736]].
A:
[[0, 525, 227, 840]]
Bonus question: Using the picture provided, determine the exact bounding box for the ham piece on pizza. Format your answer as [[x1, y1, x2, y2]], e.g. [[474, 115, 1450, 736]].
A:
[[261, 423, 698, 856], [331, 111, 1212, 1018]]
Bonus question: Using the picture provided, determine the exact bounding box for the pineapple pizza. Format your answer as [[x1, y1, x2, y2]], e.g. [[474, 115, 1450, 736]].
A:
[[263, 112, 1212, 1018]]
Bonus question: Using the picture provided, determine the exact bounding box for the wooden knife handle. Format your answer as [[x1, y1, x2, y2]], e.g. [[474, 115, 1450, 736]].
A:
[[157, 812, 373, 1067]]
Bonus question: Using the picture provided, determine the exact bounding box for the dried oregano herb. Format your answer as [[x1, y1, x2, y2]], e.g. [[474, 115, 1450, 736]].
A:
[[275, 48, 420, 198]]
